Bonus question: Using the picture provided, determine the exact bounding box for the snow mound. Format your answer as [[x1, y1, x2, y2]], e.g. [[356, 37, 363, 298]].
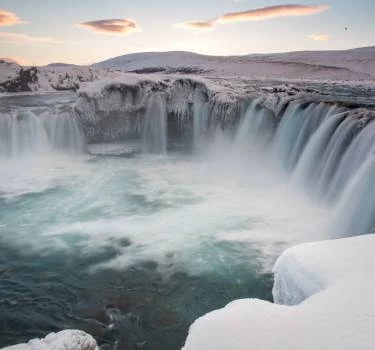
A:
[[183, 234, 375, 350], [1, 330, 98, 350]]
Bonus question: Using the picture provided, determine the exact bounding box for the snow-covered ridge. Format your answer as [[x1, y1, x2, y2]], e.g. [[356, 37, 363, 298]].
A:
[[1, 330, 98, 350], [183, 234, 375, 350], [94, 47, 375, 81], [2, 47, 374, 93]]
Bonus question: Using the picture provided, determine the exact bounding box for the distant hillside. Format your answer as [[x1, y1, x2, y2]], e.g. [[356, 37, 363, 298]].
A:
[[94, 47, 375, 81], [46, 63, 77, 68], [1, 47, 374, 93]]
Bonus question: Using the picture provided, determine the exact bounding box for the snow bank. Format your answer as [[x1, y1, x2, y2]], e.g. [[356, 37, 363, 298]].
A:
[[1, 330, 98, 350], [183, 234, 375, 350]]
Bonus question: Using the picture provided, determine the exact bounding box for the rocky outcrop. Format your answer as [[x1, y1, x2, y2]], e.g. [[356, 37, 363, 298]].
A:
[[0, 66, 38, 93]]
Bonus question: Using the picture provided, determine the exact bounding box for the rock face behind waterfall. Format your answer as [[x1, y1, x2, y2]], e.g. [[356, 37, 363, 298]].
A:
[[75, 74, 375, 144], [75, 74, 271, 143]]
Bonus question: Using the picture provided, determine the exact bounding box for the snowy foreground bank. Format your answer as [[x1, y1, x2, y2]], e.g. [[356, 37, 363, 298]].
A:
[[1, 330, 98, 350], [183, 234, 375, 350], [3, 235, 373, 349]]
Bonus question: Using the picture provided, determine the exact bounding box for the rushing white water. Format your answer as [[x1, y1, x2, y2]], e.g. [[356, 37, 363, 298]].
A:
[[1, 91, 375, 349], [142, 94, 167, 153], [192, 90, 209, 151], [0, 108, 84, 158], [234, 99, 274, 153]]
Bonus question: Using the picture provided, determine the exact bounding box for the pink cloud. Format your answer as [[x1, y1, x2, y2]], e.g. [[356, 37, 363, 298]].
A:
[[216, 4, 329, 23], [0, 9, 24, 26], [174, 21, 215, 31], [175, 4, 329, 32], [76, 18, 141, 35]]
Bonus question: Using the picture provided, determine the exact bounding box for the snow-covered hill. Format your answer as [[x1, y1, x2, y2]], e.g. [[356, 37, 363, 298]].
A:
[[94, 47, 375, 81], [0, 59, 121, 93], [1, 47, 374, 94]]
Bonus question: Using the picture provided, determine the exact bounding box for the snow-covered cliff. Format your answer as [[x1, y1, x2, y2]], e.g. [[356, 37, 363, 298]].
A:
[[75, 73, 374, 144]]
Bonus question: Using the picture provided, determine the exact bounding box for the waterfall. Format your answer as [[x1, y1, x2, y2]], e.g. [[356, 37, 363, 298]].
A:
[[229, 97, 375, 237], [192, 96, 209, 151], [142, 94, 167, 154], [272, 102, 338, 172], [234, 99, 274, 152], [3, 86, 375, 237], [0, 108, 85, 158]]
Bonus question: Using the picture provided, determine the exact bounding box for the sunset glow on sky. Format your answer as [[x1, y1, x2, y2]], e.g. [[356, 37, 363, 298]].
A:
[[0, 0, 374, 65]]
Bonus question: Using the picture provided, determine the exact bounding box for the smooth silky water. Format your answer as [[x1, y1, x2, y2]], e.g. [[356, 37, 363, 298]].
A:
[[0, 91, 374, 349]]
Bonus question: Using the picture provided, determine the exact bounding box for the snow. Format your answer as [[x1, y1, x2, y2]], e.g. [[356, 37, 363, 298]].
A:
[[0, 61, 124, 93], [33, 65, 121, 92], [94, 47, 375, 81], [1, 47, 375, 93], [1, 330, 98, 350], [183, 234, 375, 350], [0, 59, 20, 82]]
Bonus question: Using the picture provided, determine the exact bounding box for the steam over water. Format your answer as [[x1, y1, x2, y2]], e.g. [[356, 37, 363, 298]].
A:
[[0, 91, 375, 349]]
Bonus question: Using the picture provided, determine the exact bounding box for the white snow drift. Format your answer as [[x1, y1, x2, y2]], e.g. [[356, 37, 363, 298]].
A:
[[1, 330, 98, 350], [183, 234, 375, 350]]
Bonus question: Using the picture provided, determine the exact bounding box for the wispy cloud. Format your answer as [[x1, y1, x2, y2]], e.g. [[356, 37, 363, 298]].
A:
[[175, 4, 329, 32], [76, 18, 141, 35], [174, 21, 215, 31], [309, 33, 330, 41], [0, 32, 64, 45], [0, 9, 25, 26]]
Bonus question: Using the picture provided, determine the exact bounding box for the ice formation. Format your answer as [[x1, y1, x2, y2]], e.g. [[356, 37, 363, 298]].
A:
[[183, 234, 375, 350], [1, 330, 98, 350]]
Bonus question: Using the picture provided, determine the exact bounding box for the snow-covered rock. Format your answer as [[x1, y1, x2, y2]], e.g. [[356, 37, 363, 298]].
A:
[[183, 234, 375, 350], [74, 74, 251, 142], [1, 330, 98, 350], [0, 61, 123, 93]]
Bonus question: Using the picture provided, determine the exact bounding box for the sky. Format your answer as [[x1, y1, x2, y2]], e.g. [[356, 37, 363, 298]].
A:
[[0, 0, 374, 66]]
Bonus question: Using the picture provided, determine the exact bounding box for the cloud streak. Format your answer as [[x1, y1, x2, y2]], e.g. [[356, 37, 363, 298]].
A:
[[174, 21, 215, 31], [309, 33, 330, 41], [175, 4, 329, 31], [76, 18, 141, 35], [0, 32, 64, 45], [0, 9, 25, 26]]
